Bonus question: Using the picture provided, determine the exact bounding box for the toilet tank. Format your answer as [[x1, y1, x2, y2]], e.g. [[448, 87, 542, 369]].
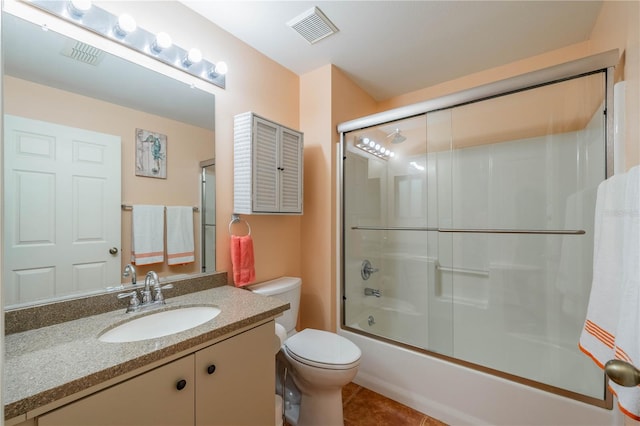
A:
[[248, 277, 301, 335]]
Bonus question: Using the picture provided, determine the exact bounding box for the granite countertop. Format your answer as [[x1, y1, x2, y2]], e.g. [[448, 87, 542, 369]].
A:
[[4, 285, 289, 421]]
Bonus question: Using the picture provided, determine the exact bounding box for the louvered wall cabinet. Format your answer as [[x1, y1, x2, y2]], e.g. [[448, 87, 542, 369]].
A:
[[233, 112, 303, 214]]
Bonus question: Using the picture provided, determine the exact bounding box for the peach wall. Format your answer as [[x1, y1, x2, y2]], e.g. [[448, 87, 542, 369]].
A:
[[378, 42, 592, 111], [96, 2, 303, 285], [299, 65, 333, 331], [3, 76, 211, 280], [298, 65, 378, 332], [590, 0, 640, 169]]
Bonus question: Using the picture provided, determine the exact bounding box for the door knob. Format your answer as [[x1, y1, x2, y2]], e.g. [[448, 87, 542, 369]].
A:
[[109, 247, 119, 255]]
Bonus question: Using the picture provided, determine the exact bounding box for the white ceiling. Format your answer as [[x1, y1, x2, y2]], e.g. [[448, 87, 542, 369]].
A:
[[181, 0, 603, 101]]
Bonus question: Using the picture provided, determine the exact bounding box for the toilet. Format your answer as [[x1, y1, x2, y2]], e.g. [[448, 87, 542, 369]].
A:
[[248, 277, 361, 426]]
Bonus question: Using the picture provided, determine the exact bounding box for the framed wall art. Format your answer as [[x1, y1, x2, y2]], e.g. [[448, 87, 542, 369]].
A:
[[135, 128, 167, 178]]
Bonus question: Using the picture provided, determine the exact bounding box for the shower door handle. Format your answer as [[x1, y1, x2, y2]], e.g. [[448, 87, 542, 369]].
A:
[[605, 359, 640, 387], [361, 260, 379, 280]]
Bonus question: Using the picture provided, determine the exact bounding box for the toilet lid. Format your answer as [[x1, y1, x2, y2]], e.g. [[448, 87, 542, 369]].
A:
[[284, 329, 361, 370]]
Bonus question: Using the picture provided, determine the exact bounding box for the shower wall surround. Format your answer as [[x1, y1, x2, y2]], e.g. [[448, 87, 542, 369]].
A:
[[342, 71, 609, 404]]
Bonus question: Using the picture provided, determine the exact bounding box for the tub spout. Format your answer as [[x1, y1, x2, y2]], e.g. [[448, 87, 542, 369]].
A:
[[364, 287, 381, 297]]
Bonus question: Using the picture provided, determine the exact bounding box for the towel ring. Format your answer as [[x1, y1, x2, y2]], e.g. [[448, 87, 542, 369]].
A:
[[229, 214, 251, 236]]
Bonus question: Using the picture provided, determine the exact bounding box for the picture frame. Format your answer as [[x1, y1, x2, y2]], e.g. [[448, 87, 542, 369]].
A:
[[135, 128, 167, 179]]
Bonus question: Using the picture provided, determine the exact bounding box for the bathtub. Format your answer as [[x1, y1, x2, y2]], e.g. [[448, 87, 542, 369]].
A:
[[338, 327, 619, 425], [350, 300, 427, 349]]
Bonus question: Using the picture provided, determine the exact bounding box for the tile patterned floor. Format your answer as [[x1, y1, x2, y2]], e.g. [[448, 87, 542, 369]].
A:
[[342, 382, 447, 426]]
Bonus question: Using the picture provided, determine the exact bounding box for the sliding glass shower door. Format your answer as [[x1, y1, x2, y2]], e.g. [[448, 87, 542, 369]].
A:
[[342, 71, 608, 402]]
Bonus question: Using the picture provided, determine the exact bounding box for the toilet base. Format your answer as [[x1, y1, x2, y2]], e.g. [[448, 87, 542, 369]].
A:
[[283, 388, 345, 426], [296, 388, 344, 426]]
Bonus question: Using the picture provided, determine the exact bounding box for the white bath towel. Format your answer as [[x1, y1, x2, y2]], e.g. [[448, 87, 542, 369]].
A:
[[579, 165, 640, 420], [166, 206, 195, 265], [131, 205, 164, 265]]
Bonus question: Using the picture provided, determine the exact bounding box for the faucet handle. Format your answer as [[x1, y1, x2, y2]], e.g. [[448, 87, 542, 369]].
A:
[[153, 283, 173, 303], [117, 291, 140, 312]]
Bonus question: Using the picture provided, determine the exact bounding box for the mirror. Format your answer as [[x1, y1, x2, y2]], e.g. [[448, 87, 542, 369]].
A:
[[2, 12, 216, 308]]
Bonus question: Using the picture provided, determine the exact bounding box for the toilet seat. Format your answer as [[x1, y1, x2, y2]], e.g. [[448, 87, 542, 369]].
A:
[[284, 329, 361, 370]]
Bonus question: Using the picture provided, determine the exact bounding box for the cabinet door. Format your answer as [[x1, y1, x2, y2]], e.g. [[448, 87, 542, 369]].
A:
[[195, 322, 275, 426], [279, 128, 303, 213], [39, 355, 195, 426], [252, 117, 280, 212]]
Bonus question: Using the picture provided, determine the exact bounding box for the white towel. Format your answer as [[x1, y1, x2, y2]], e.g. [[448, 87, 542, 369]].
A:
[[166, 206, 195, 265], [579, 165, 640, 420], [131, 205, 165, 265]]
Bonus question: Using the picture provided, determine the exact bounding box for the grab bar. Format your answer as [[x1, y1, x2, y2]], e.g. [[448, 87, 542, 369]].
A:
[[350, 226, 585, 235], [436, 265, 489, 277]]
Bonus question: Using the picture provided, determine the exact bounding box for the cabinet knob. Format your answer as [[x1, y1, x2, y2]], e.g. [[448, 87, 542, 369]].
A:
[[207, 364, 216, 375], [176, 379, 187, 391]]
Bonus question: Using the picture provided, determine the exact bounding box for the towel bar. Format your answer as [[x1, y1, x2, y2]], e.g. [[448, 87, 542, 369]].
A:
[[121, 204, 199, 212], [351, 226, 585, 235]]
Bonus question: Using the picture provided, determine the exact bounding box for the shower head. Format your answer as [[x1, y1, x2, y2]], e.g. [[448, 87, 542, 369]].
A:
[[387, 128, 406, 144]]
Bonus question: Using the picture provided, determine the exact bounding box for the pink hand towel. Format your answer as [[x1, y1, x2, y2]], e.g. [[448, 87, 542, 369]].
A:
[[231, 234, 256, 287]]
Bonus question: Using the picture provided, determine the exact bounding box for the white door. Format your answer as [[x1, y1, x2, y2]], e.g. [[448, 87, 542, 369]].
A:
[[3, 115, 121, 306]]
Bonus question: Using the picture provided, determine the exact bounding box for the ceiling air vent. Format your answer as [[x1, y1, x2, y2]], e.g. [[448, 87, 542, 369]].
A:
[[60, 40, 105, 66], [287, 6, 339, 44]]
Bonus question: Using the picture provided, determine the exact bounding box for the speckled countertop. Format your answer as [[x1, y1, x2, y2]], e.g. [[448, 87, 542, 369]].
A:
[[4, 285, 289, 421]]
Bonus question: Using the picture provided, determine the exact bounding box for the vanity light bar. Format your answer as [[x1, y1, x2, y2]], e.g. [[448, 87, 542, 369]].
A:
[[28, 0, 227, 89], [355, 137, 395, 160]]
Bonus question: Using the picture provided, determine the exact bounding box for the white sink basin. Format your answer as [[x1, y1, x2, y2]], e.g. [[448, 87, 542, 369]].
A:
[[99, 306, 221, 343]]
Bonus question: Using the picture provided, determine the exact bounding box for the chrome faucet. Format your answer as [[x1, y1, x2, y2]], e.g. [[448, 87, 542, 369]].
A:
[[122, 264, 137, 286], [142, 271, 158, 304], [364, 287, 381, 297], [117, 271, 173, 313]]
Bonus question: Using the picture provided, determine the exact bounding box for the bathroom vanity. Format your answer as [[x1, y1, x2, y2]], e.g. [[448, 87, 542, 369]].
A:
[[4, 277, 289, 426]]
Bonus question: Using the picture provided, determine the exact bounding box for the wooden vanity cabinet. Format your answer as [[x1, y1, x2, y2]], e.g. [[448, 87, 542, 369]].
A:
[[38, 355, 195, 426], [36, 322, 274, 426], [195, 318, 274, 425]]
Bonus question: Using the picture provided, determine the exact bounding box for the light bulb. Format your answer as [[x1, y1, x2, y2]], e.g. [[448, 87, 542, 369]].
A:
[[375, 144, 381, 151], [151, 32, 172, 53], [67, 0, 92, 17], [389, 152, 396, 158], [362, 138, 370, 145], [214, 61, 228, 75], [115, 13, 136, 37], [183, 48, 202, 67], [368, 140, 375, 148]]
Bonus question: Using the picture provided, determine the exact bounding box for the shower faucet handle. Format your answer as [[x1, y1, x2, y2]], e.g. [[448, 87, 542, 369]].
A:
[[361, 259, 379, 280]]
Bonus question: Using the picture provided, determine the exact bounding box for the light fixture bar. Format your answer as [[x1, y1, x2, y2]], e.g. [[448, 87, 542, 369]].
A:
[[355, 137, 394, 160], [28, 0, 226, 89]]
